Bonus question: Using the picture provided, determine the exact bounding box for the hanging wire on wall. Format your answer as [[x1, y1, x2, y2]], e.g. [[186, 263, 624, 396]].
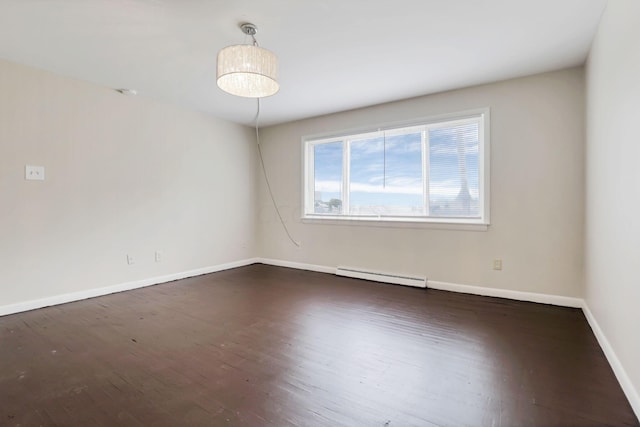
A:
[[254, 99, 300, 247]]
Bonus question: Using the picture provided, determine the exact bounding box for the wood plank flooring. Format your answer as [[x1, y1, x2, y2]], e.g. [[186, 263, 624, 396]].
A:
[[1, 264, 637, 426]]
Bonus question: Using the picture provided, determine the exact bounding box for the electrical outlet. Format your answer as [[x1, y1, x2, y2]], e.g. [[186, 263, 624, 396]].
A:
[[25, 165, 45, 181], [127, 254, 135, 265], [155, 251, 162, 262], [493, 259, 503, 270]]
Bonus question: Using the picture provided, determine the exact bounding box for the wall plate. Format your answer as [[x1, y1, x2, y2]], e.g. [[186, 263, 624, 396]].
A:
[[25, 165, 45, 181]]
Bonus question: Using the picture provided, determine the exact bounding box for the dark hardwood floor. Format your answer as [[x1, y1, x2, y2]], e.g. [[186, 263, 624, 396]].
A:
[[1, 264, 637, 426]]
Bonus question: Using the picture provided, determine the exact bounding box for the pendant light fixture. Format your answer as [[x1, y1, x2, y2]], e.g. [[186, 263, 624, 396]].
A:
[[216, 23, 279, 98]]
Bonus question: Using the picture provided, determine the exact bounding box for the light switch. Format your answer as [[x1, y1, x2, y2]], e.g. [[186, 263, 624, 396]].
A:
[[25, 165, 45, 181]]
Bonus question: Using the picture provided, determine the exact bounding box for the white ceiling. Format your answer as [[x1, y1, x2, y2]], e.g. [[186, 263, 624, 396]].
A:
[[0, 0, 607, 126]]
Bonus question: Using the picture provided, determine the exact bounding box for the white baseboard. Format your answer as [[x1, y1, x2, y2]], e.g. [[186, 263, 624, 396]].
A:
[[258, 257, 336, 274], [336, 266, 426, 288], [582, 303, 640, 420], [0, 258, 260, 317], [427, 280, 583, 308], [258, 259, 582, 308]]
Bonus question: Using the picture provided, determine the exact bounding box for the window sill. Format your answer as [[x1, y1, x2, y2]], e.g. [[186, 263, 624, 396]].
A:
[[301, 216, 489, 231]]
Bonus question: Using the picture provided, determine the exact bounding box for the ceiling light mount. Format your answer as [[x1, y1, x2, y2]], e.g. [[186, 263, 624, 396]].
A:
[[240, 23, 257, 37], [216, 22, 279, 98]]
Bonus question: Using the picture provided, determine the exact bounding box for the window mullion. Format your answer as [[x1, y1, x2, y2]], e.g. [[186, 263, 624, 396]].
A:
[[343, 139, 350, 215], [478, 115, 486, 223], [305, 143, 314, 214], [423, 128, 430, 217]]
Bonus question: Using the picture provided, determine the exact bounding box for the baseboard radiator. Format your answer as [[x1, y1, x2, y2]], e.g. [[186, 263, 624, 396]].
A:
[[335, 266, 427, 289]]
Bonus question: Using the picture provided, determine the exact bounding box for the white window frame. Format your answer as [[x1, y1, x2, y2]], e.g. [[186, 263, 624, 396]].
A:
[[302, 108, 490, 229]]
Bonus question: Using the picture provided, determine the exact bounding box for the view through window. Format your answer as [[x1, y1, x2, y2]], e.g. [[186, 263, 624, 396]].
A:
[[304, 110, 489, 224]]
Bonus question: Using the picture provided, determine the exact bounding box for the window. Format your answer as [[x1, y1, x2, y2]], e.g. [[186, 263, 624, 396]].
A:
[[303, 109, 489, 226]]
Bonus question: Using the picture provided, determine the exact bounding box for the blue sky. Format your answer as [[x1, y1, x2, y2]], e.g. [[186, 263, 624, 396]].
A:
[[313, 123, 479, 212]]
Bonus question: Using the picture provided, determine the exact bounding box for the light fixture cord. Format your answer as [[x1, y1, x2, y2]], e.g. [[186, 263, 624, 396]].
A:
[[254, 99, 301, 247]]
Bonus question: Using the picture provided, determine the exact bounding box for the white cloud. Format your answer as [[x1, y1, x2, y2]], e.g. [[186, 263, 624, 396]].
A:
[[430, 143, 478, 156], [315, 180, 341, 192], [350, 182, 422, 195], [430, 123, 479, 155], [316, 179, 478, 198], [315, 180, 422, 195], [350, 134, 422, 155], [430, 179, 479, 198]]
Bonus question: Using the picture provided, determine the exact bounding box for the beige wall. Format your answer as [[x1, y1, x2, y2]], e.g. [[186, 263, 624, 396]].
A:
[[585, 0, 640, 411], [258, 68, 585, 297], [0, 59, 257, 307]]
